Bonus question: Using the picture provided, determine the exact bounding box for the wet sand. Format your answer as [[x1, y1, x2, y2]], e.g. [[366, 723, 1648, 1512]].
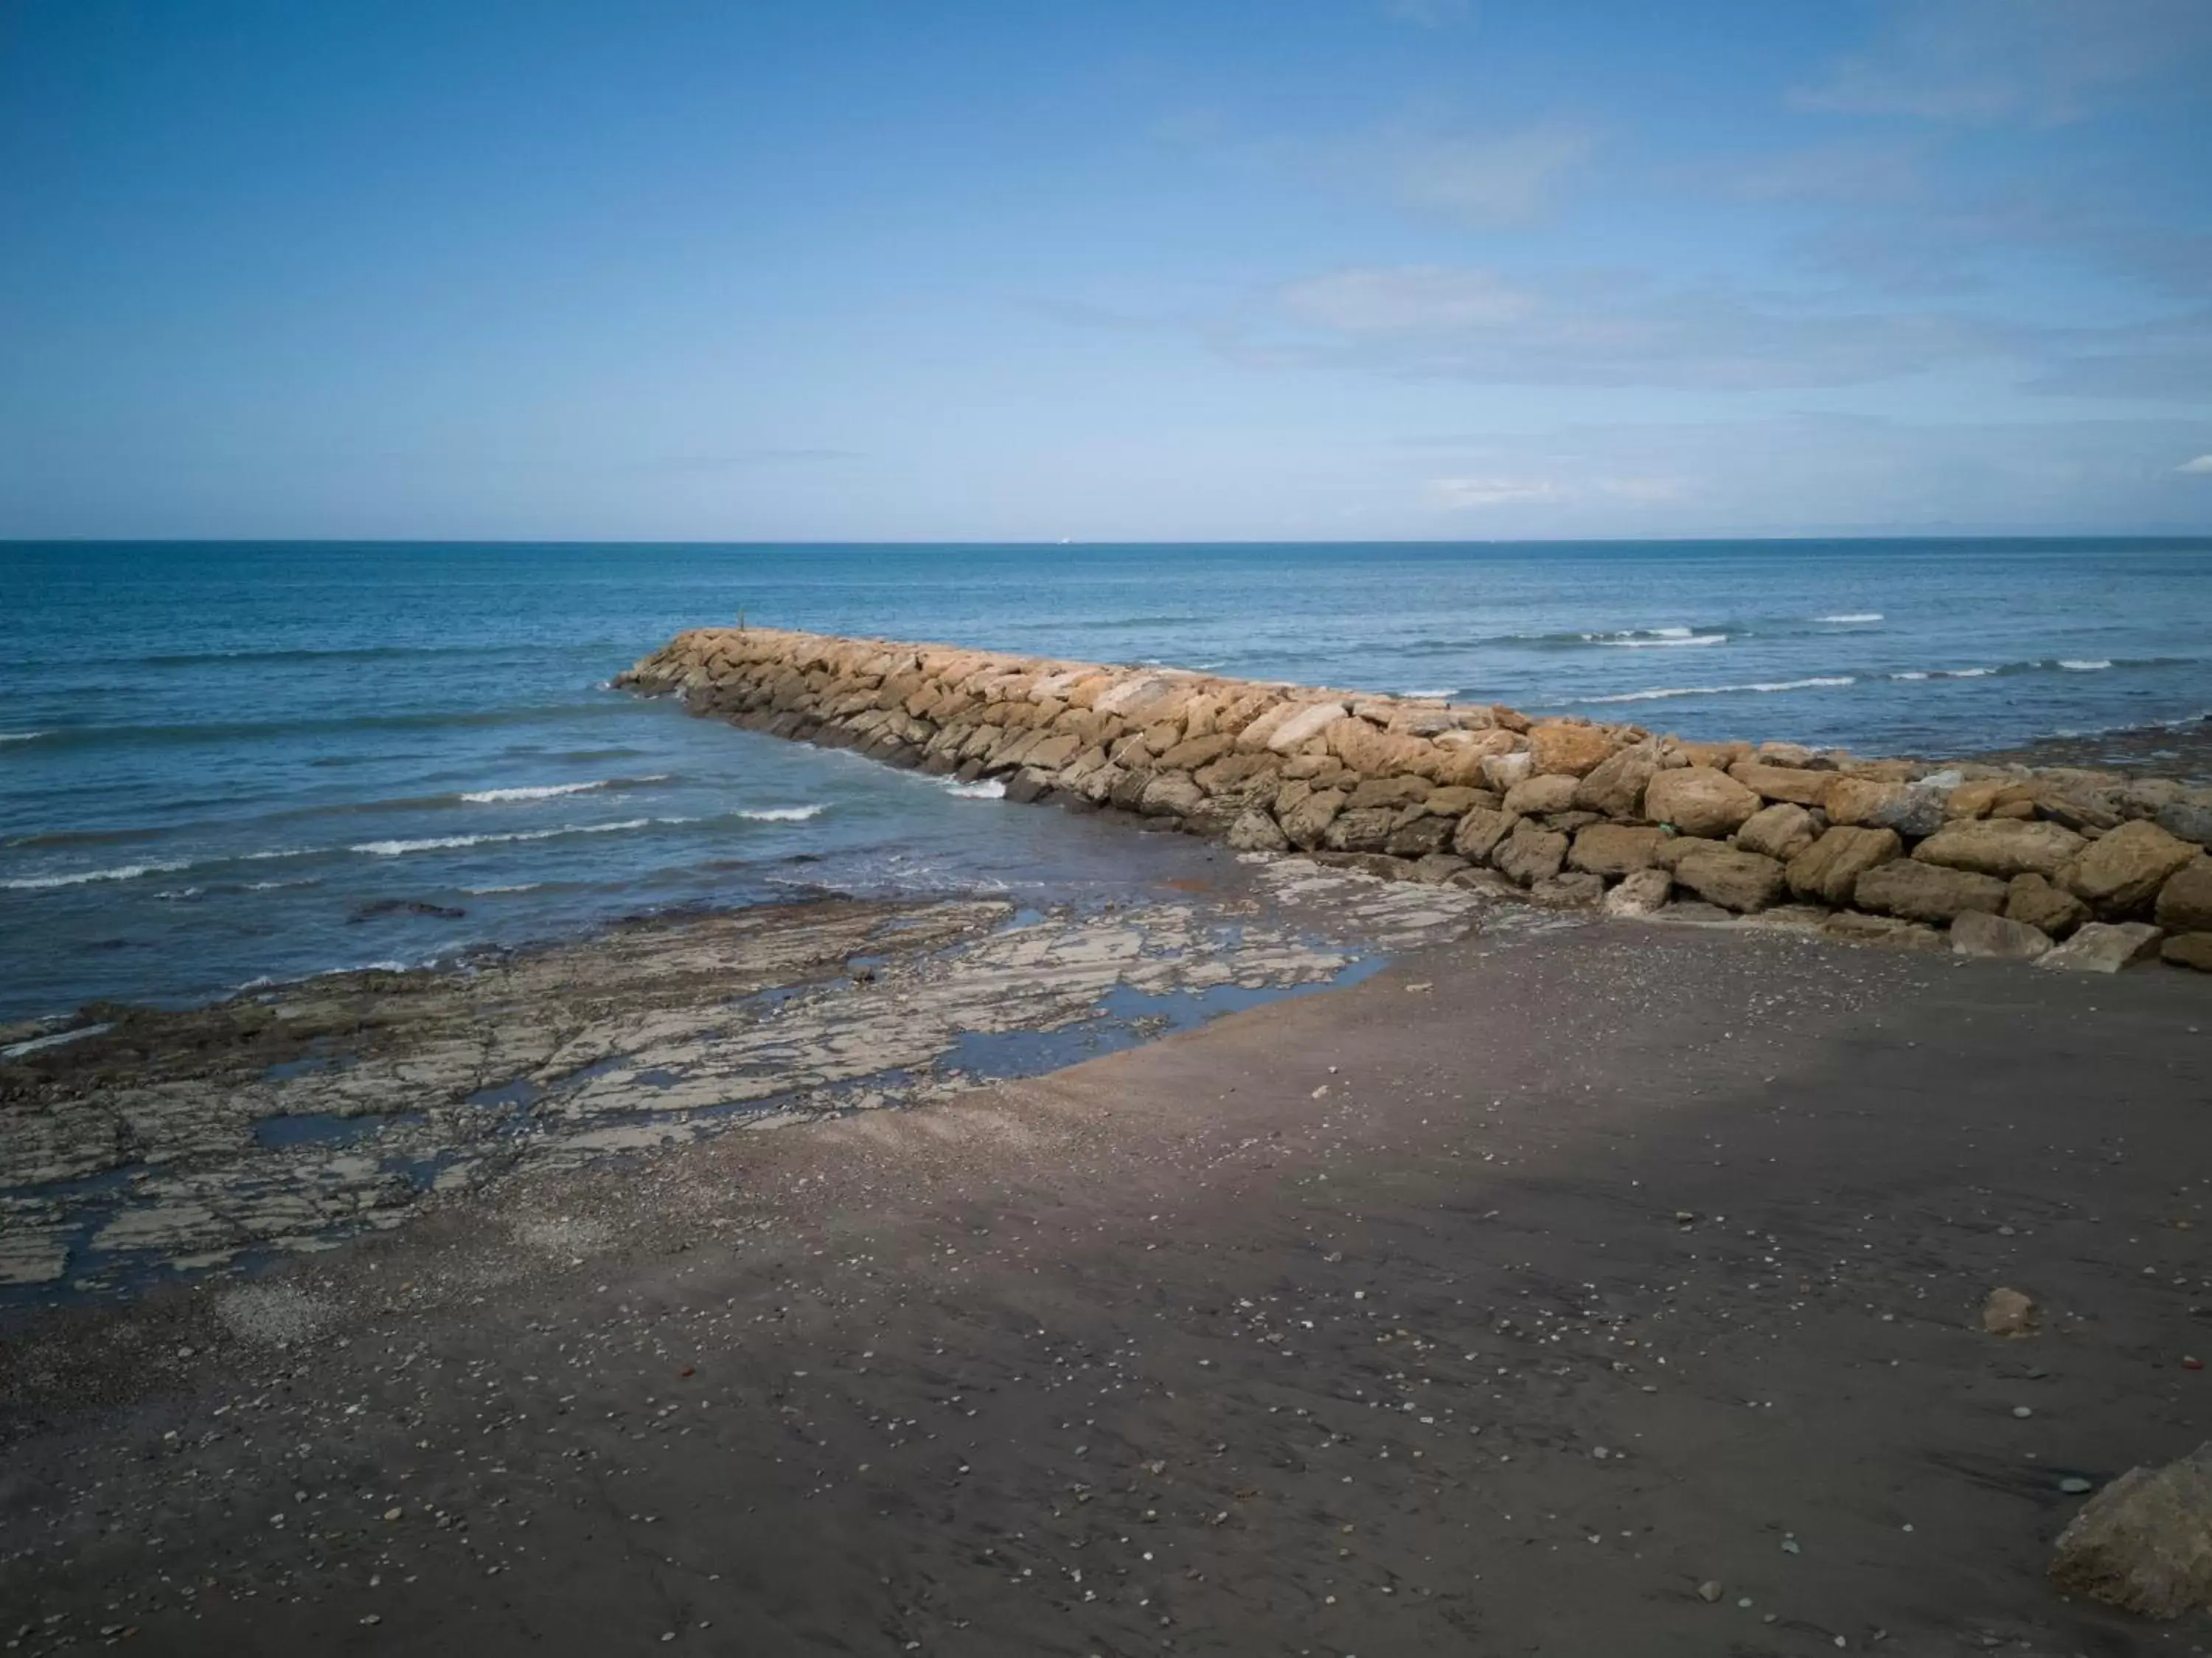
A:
[[3, 915, 2208, 1656]]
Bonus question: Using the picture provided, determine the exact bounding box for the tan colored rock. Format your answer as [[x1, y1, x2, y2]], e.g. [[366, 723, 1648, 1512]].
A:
[[1821, 774, 1904, 826], [1652, 834, 1726, 871], [1261, 701, 1349, 756], [1420, 785, 1489, 817], [1980, 1286, 2039, 1337], [1452, 807, 1517, 864], [1346, 774, 1431, 811], [1735, 803, 1818, 862], [1823, 911, 1945, 950], [1913, 818, 2086, 881], [1645, 767, 1761, 838], [1225, 810, 1290, 853], [1278, 786, 1347, 850], [1943, 777, 2007, 819], [1529, 871, 1607, 909], [1727, 760, 1832, 808], [1481, 749, 1534, 794], [1503, 774, 1579, 816], [1674, 846, 1787, 912], [1321, 805, 1399, 853], [1601, 867, 1672, 918], [1571, 746, 1658, 817], [2048, 1441, 2212, 1618], [2037, 921, 2164, 974], [1950, 910, 2053, 961], [2068, 820, 2199, 918], [1527, 721, 1616, 777], [2006, 872, 2090, 940], [1325, 717, 1439, 780], [2153, 857, 2212, 933], [1384, 815, 1455, 858], [1787, 826, 1900, 906], [1673, 739, 1750, 769], [1853, 860, 2008, 923], [2163, 933, 2212, 971], [1569, 823, 1666, 878], [1493, 820, 1569, 887], [1155, 732, 1234, 772]]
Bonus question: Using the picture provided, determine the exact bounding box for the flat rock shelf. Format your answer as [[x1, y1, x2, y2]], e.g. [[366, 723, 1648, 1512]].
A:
[[619, 625, 2212, 977]]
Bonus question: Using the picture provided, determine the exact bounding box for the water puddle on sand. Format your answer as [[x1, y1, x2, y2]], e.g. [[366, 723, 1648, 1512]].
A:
[[1, 860, 1568, 1311]]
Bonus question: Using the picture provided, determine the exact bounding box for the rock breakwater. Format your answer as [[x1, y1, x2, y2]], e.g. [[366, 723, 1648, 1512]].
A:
[[619, 626, 2212, 974]]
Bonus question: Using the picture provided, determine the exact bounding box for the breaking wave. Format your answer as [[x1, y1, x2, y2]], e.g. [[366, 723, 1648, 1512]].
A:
[[1582, 676, 1856, 706], [736, 805, 827, 822]]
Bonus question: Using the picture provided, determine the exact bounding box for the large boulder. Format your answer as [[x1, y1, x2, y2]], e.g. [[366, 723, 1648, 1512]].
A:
[[1674, 846, 1787, 913], [1912, 818, 2087, 881], [1950, 911, 2053, 962], [1568, 823, 1666, 878], [1526, 722, 1616, 777], [1138, 772, 1206, 819], [2048, 1441, 2212, 1618], [2037, 921, 2164, 974], [1601, 867, 1672, 918], [1727, 760, 1832, 808], [1384, 814, 1455, 858], [1225, 809, 1290, 853], [1572, 746, 1658, 817], [1503, 774, 1579, 815], [1735, 803, 1818, 862], [1822, 775, 1905, 827], [1787, 826, 1902, 906], [2157, 800, 2212, 847], [1277, 786, 1347, 850], [1493, 819, 1569, 887], [1258, 701, 1349, 755], [2069, 820, 2199, 918], [1644, 767, 1761, 839], [2006, 872, 2090, 940], [2163, 933, 2212, 972], [1321, 805, 1399, 853], [1853, 860, 2008, 924], [1863, 780, 1950, 840], [2153, 858, 2212, 933], [1452, 806, 1517, 864]]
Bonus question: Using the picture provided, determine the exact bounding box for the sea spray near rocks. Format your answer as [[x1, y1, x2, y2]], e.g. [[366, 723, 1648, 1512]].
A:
[[617, 625, 2212, 974]]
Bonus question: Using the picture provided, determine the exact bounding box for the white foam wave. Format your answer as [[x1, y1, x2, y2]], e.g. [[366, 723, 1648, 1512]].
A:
[[2, 859, 192, 891], [462, 882, 543, 895], [737, 805, 827, 822], [2057, 659, 2112, 671], [349, 818, 654, 856], [1583, 676, 1854, 706], [459, 774, 665, 804], [1818, 613, 1883, 624], [0, 731, 45, 744], [1, 1022, 113, 1059], [246, 878, 322, 892], [1399, 688, 1456, 700], [942, 779, 1006, 799], [1596, 632, 1728, 649]]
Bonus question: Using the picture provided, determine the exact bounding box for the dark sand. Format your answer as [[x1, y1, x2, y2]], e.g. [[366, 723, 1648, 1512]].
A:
[[3, 919, 2208, 1656]]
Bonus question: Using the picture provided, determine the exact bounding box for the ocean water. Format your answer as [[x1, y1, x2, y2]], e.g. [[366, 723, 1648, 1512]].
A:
[[3, 538, 2208, 1020]]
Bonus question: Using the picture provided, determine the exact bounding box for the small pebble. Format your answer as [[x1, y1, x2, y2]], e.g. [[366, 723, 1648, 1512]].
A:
[[2012, 1406, 2034, 1419], [2059, 1477, 2093, 1494]]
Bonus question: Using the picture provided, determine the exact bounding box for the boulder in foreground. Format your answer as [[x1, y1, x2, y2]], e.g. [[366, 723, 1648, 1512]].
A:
[[2049, 1442, 2212, 1618], [2038, 922, 2164, 974]]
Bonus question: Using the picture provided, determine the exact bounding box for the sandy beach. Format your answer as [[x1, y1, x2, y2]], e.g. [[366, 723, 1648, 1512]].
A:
[[4, 908, 2207, 1655]]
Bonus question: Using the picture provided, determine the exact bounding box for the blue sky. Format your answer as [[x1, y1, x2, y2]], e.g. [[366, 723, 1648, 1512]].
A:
[[3, 0, 2210, 540]]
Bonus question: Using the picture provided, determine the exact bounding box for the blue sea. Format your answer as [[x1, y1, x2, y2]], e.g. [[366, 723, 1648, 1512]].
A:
[[3, 538, 2208, 1021]]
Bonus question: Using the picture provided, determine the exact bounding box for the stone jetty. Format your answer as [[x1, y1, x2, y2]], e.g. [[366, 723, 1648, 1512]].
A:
[[617, 626, 2212, 974]]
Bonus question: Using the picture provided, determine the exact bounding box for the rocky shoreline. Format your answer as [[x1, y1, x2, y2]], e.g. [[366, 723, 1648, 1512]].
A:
[[619, 625, 2212, 976]]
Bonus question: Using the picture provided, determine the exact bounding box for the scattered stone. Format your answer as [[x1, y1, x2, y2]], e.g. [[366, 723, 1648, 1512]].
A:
[[2049, 1441, 2212, 1619], [1980, 1287, 2039, 1337], [1696, 1581, 1724, 1603], [1950, 911, 2053, 962], [2037, 921, 2165, 974]]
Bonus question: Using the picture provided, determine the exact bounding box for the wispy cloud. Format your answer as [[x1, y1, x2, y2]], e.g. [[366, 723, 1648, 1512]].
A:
[[1792, 0, 2212, 125], [2180, 454, 2212, 474], [1428, 475, 1560, 509]]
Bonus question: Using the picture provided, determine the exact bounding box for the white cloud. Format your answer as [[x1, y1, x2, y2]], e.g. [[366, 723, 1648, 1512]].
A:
[[1389, 120, 1599, 226], [2180, 454, 2212, 474], [1792, 0, 2212, 125], [1429, 475, 1561, 509], [1281, 267, 1534, 336]]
